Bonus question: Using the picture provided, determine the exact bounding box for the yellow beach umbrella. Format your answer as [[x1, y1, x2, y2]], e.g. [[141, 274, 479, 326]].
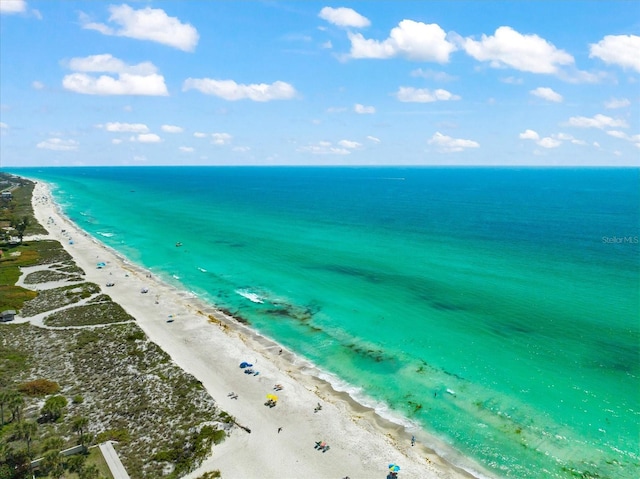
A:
[[266, 394, 278, 401]]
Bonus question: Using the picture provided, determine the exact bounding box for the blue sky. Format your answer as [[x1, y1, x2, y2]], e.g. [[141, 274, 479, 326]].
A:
[[1, 0, 639, 166]]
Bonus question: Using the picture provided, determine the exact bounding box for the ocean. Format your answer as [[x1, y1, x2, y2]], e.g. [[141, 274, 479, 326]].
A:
[[8, 166, 639, 479]]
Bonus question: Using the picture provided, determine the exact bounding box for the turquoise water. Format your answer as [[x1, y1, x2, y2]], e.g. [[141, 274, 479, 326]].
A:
[[8, 167, 639, 479]]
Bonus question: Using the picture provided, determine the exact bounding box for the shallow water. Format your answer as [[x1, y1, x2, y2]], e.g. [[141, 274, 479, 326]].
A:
[[12, 166, 640, 479]]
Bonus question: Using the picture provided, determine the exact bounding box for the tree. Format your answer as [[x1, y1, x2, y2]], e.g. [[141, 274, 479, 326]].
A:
[[42, 449, 64, 479], [72, 416, 89, 438], [66, 453, 87, 474], [41, 395, 68, 422], [0, 390, 11, 425], [15, 421, 37, 458], [8, 392, 25, 423], [11, 216, 30, 244]]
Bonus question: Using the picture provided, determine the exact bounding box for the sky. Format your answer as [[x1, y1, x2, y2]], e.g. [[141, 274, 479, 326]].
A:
[[0, 0, 639, 167]]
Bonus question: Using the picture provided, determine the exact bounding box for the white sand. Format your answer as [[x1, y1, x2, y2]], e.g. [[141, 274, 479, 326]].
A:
[[25, 180, 488, 479]]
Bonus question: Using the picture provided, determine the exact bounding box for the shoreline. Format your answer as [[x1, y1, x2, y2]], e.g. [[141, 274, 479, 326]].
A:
[[26, 178, 493, 479]]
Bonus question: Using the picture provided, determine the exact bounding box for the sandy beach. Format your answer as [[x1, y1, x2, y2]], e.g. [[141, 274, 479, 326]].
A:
[[25, 180, 485, 479]]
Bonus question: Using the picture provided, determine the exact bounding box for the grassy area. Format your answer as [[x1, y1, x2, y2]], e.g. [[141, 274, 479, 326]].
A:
[[0, 240, 81, 311]]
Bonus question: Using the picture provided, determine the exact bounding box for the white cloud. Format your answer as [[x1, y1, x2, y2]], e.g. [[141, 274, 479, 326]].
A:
[[589, 35, 640, 73], [0, 122, 8, 129], [348, 20, 456, 62], [101, 122, 149, 133], [354, 103, 375, 114], [462, 26, 574, 74], [298, 141, 351, 155], [31, 81, 44, 90], [232, 146, 251, 153], [211, 133, 232, 145], [63, 55, 167, 96], [519, 129, 540, 140], [367, 135, 381, 143], [537, 137, 562, 148], [338, 139, 362, 149], [81, 4, 199, 52], [179, 146, 194, 153], [133, 133, 162, 143], [36, 138, 79, 151], [530, 87, 563, 103], [111, 139, 123, 144], [607, 130, 640, 148], [193, 132, 207, 138], [567, 114, 628, 129], [428, 132, 479, 152], [63, 72, 168, 96], [67, 54, 157, 75], [0, 0, 26, 14], [161, 124, 184, 133], [318, 7, 370, 28], [183, 78, 297, 101], [395, 87, 460, 103], [133, 155, 147, 162], [604, 98, 630, 109]]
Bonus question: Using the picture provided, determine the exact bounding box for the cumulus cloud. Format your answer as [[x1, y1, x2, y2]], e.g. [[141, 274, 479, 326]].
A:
[[567, 114, 628, 129], [298, 141, 351, 155], [183, 78, 297, 101], [537, 137, 562, 148], [348, 20, 456, 62], [111, 139, 123, 144], [31, 81, 44, 90], [36, 138, 79, 151], [211, 133, 232, 145], [63, 54, 168, 96], [530, 87, 563, 102], [354, 103, 375, 114], [318, 7, 370, 28], [395, 87, 460, 103], [520, 130, 586, 148], [519, 129, 540, 140], [428, 132, 479, 152], [338, 139, 362, 149], [193, 132, 207, 138], [589, 35, 640, 72], [132, 133, 162, 143], [462, 26, 574, 74], [161, 124, 184, 133], [63, 73, 168, 96], [101, 122, 149, 133], [67, 54, 158, 75], [0, 0, 26, 14], [80, 4, 199, 52], [604, 98, 630, 109], [179, 146, 194, 153]]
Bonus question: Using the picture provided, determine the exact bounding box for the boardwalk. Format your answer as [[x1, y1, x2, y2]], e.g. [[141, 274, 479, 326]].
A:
[[99, 441, 130, 479]]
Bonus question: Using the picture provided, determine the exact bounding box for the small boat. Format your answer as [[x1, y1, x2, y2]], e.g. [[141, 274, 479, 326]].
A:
[[175, 242, 183, 247]]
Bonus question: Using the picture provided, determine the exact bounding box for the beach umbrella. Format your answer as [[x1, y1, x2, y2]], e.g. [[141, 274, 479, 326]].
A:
[[266, 394, 278, 401], [388, 464, 400, 472]]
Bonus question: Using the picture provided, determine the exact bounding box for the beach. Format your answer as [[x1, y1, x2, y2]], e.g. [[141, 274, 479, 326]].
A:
[[25, 179, 482, 479]]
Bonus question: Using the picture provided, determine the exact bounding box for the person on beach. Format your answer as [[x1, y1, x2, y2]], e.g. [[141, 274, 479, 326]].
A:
[[277, 427, 282, 433], [411, 435, 415, 446]]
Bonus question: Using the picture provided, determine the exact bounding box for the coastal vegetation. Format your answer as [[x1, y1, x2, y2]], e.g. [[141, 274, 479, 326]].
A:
[[1, 175, 226, 478]]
